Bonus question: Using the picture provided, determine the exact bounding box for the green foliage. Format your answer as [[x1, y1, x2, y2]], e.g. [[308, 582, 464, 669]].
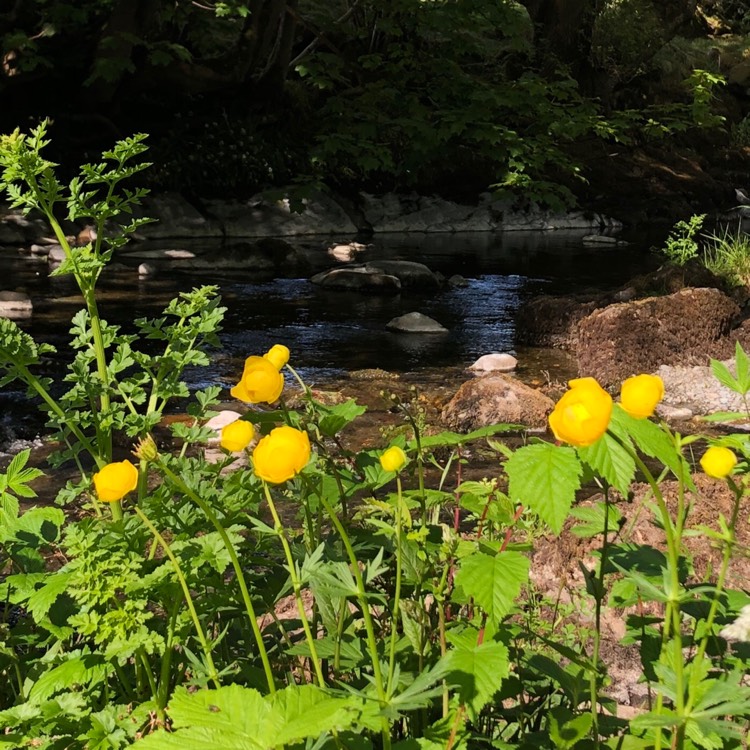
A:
[[702, 222, 750, 287], [660, 213, 707, 266], [4, 125, 750, 750]]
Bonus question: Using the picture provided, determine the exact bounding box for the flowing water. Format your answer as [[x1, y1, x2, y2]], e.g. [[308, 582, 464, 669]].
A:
[[0, 227, 664, 449]]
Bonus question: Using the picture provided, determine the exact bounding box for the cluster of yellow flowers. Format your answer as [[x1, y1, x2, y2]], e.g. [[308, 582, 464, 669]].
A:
[[90, 360, 738, 505], [549, 372, 737, 479]]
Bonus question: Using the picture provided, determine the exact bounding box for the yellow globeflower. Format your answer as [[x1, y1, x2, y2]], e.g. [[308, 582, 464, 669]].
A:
[[221, 420, 255, 452], [93, 460, 139, 502], [620, 374, 665, 419], [700, 446, 737, 479], [252, 426, 311, 484], [264, 344, 290, 371], [380, 446, 407, 473], [548, 377, 613, 447], [230, 356, 284, 404]]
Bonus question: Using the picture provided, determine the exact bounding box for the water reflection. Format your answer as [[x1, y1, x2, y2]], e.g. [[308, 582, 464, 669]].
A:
[[0, 228, 662, 392]]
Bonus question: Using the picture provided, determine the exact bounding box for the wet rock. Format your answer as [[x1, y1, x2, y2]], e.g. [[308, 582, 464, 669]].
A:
[[328, 242, 370, 262], [138, 262, 158, 277], [205, 191, 358, 237], [0, 290, 32, 318], [310, 267, 402, 294], [441, 374, 554, 431], [47, 246, 66, 266], [581, 234, 619, 245], [448, 274, 469, 288], [576, 288, 740, 388], [0, 204, 49, 245], [469, 352, 518, 373], [386, 312, 448, 333], [365, 260, 440, 290], [136, 192, 222, 239]]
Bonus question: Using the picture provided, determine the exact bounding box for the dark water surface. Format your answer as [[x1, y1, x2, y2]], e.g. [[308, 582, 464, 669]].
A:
[[0, 228, 664, 445]]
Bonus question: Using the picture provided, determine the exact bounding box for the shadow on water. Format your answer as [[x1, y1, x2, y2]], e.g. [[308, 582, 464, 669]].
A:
[[0, 227, 665, 448]]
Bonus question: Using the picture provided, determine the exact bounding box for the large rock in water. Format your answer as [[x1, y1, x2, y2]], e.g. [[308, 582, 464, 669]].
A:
[[441, 375, 554, 431], [576, 288, 740, 388]]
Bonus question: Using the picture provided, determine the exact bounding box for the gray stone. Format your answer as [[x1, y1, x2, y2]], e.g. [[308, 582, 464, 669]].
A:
[[655, 403, 694, 422], [47, 246, 67, 265], [441, 374, 554, 431], [0, 290, 32, 318], [205, 191, 358, 237], [136, 192, 222, 240], [328, 242, 370, 262], [469, 353, 518, 373], [138, 262, 158, 277], [311, 267, 402, 294], [582, 234, 619, 245], [386, 312, 448, 333], [365, 260, 440, 290], [448, 274, 469, 288]]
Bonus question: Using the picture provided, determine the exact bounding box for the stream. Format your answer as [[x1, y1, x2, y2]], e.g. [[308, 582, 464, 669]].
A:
[[0, 227, 664, 452]]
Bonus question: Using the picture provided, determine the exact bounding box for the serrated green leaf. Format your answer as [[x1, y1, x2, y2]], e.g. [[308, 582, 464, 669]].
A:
[[711, 359, 739, 393], [577, 431, 635, 495], [29, 652, 108, 702], [734, 341, 750, 393], [569, 501, 623, 538], [317, 399, 367, 437], [443, 630, 510, 718], [452, 550, 529, 622], [506, 442, 582, 534]]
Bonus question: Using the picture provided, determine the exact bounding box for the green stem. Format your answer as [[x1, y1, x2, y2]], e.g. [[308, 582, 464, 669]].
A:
[[318, 493, 391, 749], [387, 477, 404, 697], [137, 647, 164, 721], [262, 481, 326, 688], [134, 506, 221, 689], [17, 362, 102, 466], [686, 478, 743, 709], [158, 460, 276, 694]]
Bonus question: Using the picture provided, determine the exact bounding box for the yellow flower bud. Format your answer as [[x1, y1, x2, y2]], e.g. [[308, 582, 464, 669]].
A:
[[700, 446, 737, 479], [230, 356, 284, 404], [221, 420, 255, 452], [548, 377, 613, 447], [93, 460, 139, 502], [620, 374, 665, 419], [380, 446, 407, 473], [264, 344, 290, 371], [252, 426, 311, 484]]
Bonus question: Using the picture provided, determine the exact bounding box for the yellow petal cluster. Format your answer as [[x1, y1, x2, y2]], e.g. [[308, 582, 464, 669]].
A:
[[231, 356, 284, 404], [548, 377, 613, 447], [93, 460, 139, 502], [252, 426, 311, 484], [221, 420, 255, 452], [380, 446, 407, 473], [264, 344, 290, 371], [700, 446, 737, 479], [620, 374, 665, 419]]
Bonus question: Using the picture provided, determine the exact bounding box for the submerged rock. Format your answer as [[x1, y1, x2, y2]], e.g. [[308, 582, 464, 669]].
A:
[[386, 312, 448, 333], [311, 267, 402, 293]]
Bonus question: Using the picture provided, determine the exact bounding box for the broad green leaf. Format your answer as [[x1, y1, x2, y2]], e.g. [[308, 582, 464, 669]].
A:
[[29, 653, 109, 702], [569, 502, 623, 539], [155, 685, 279, 747], [506, 442, 582, 534], [577, 431, 635, 495], [317, 399, 367, 437], [734, 341, 750, 393], [415, 423, 518, 449], [549, 708, 593, 750], [611, 407, 694, 490], [452, 550, 529, 622], [443, 630, 510, 718], [711, 359, 740, 393], [270, 684, 361, 744], [26, 571, 73, 623]]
